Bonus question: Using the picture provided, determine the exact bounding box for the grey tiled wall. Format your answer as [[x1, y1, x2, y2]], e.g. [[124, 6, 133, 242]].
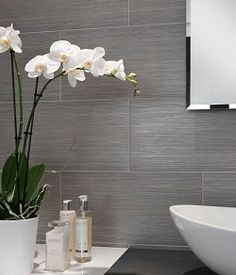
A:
[[1, 0, 236, 247]]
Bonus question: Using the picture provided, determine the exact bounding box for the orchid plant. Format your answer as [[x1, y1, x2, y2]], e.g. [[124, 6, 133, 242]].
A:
[[0, 24, 140, 220]]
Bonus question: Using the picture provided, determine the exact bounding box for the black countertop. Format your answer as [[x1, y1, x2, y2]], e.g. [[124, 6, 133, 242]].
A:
[[105, 248, 217, 275]]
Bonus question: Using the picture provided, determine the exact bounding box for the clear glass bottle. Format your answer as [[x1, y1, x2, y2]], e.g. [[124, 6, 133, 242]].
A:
[[75, 195, 92, 263], [46, 220, 70, 271]]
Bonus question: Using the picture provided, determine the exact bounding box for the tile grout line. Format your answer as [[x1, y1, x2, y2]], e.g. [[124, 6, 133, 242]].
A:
[[202, 172, 204, 205], [0, 95, 194, 105], [0, 98, 129, 104], [59, 170, 62, 209], [20, 22, 185, 35], [44, 170, 236, 174], [128, 99, 130, 172], [0, 169, 235, 174], [128, 0, 130, 26], [60, 170, 187, 173], [21, 25, 129, 35]]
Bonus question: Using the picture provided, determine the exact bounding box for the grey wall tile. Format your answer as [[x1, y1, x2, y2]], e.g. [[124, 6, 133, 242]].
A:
[[203, 173, 236, 207], [29, 102, 76, 170], [130, 97, 236, 172], [61, 24, 185, 99], [37, 172, 60, 242], [0, 99, 128, 172], [130, 0, 186, 26], [61, 171, 202, 246], [63, 100, 129, 171], [0, 103, 17, 167], [31, 100, 129, 171], [0, 102, 74, 169], [0, 32, 60, 102], [0, 0, 128, 33]]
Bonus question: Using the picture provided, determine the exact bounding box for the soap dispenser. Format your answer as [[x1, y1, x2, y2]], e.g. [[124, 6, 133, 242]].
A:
[[46, 220, 70, 271], [60, 199, 76, 260], [75, 195, 92, 262]]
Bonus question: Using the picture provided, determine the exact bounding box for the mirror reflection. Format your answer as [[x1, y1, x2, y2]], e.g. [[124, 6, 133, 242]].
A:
[[187, 0, 236, 110]]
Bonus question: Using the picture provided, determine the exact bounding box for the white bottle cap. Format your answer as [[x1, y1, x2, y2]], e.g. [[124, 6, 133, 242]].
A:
[[48, 220, 71, 228]]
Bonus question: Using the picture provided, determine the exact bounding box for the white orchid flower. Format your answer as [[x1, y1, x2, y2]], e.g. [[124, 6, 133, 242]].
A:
[[105, 59, 126, 81], [25, 54, 61, 79], [80, 47, 106, 77], [49, 40, 84, 72], [67, 68, 86, 88], [0, 24, 22, 53]]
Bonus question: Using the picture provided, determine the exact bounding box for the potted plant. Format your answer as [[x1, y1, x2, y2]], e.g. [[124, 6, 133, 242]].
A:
[[0, 24, 140, 275]]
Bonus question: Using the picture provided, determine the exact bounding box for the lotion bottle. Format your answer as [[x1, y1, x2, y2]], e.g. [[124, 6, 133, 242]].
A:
[[60, 199, 76, 260], [46, 220, 70, 271], [75, 195, 92, 262]]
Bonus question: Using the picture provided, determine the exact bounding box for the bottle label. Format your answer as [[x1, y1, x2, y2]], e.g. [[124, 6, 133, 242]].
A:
[[76, 219, 88, 254], [47, 236, 63, 256], [46, 233, 67, 271], [60, 212, 75, 252]]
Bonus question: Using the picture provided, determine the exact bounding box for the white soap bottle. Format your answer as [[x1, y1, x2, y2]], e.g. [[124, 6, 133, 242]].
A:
[[75, 195, 92, 263], [46, 220, 70, 271], [60, 199, 76, 260]]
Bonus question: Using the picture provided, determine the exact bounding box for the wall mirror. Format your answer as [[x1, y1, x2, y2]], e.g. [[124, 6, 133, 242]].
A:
[[187, 0, 236, 110]]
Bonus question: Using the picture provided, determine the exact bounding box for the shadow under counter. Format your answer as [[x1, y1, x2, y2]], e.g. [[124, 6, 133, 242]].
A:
[[105, 248, 217, 275]]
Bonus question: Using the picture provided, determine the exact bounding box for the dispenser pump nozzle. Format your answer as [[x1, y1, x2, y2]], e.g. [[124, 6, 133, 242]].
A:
[[79, 195, 88, 211], [63, 199, 72, 211]]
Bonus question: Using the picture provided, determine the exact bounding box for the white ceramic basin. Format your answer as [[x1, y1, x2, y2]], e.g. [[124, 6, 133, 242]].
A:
[[170, 205, 236, 275]]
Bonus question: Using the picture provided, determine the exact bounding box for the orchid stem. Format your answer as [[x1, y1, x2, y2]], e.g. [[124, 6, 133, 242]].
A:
[[23, 71, 64, 154], [12, 51, 23, 152], [22, 77, 39, 204], [10, 50, 18, 149], [10, 50, 21, 204], [27, 77, 39, 162]]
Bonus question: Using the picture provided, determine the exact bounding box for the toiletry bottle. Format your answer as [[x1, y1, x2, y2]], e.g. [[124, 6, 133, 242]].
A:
[[60, 199, 76, 260], [46, 220, 70, 271], [75, 195, 92, 262]]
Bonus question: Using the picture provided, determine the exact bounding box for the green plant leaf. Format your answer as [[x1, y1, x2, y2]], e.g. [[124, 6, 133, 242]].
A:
[[0, 203, 9, 219], [1, 200, 20, 219], [8, 153, 28, 207], [0, 190, 11, 204], [25, 164, 45, 202], [18, 153, 28, 200], [32, 184, 48, 206], [1, 154, 17, 194], [26, 184, 48, 218]]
